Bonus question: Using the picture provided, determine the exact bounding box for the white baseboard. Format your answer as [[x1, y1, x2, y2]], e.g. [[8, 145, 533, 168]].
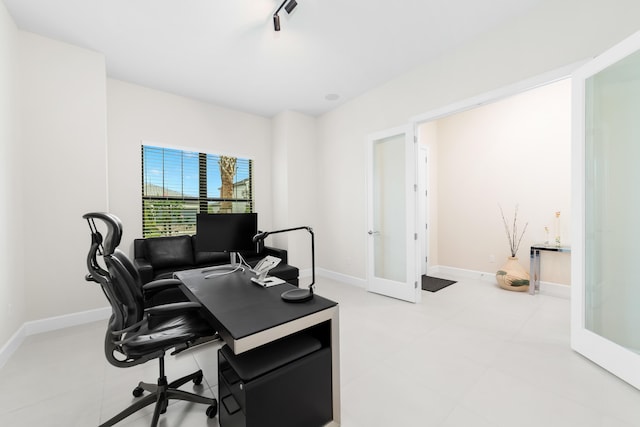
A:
[[0, 306, 111, 370], [428, 265, 498, 283], [536, 281, 571, 299], [0, 325, 26, 370], [23, 306, 111, 335], [316, 264, 570, 298], [429, 265, 571, 299], [317, 268, 367, 288]]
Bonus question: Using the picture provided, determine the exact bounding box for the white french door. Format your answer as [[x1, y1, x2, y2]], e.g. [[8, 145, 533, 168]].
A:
[[366, 125, 420, 303], [572, 30, 640, 389]]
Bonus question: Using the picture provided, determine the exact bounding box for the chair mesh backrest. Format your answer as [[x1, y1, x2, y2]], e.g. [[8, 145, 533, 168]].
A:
[[83, 212, 146, 360], [83, 215, 122, 319], [112, 249, 145, 302], [104, 252, 146, 328]]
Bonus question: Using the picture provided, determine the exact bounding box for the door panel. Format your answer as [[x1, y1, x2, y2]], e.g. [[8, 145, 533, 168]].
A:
[[572, 30, 640, 389], [366, 126, 420, 303]]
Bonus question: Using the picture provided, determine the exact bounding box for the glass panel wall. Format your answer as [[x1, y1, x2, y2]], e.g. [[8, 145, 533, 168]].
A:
[[373, 134, 406, 283], [585, 49, 640, 353]]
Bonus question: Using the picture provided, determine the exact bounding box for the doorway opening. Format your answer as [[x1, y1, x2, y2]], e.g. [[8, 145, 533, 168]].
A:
[[413, 74, 573, 293]]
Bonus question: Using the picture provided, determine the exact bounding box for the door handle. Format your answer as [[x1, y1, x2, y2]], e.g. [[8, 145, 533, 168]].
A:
[[368, 230, 380, 236]]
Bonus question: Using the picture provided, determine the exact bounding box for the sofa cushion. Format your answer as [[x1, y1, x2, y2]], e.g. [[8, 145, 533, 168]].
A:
[[144, 235, 194, 270]]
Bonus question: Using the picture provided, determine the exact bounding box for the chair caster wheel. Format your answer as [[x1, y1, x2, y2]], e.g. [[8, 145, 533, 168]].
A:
[[132, 387, 144, 398], [193, 373, 203, 385], [206, 401, 218, 418]]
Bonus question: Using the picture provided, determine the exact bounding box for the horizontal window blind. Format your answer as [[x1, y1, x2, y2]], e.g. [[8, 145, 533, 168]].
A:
[[142, 145, 253, 238]]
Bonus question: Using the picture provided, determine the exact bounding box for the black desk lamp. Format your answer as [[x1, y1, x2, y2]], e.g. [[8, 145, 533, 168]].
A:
[[253, 226, 315, 303]]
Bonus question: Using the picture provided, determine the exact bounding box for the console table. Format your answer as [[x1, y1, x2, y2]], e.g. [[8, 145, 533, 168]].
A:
[[175, 267, 341, 426], [529, 244, 571, 295]]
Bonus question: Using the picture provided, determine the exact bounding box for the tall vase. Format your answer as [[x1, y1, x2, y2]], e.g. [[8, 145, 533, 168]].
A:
[[496, 257, 530, 292]]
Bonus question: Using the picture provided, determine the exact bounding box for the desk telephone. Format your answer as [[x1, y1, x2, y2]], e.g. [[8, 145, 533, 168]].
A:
[[250, 255, 284, 287]]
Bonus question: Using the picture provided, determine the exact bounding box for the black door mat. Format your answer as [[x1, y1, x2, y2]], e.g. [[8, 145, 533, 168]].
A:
[[421, 275, 457, 292]]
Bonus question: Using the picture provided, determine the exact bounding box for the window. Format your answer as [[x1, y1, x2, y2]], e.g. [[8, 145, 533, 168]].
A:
[[141, 144, 253, 237]]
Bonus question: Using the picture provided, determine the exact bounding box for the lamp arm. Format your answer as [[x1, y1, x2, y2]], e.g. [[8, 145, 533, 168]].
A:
[[260, 226, 311, 235], [253, 226, 315, 292]]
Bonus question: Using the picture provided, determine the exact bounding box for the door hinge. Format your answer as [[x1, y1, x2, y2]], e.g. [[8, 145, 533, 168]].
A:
[[414, 136, 417, 143], [414, 233, 418, 240], [414, 184, 418, 191], [415, 281, 418, 289]]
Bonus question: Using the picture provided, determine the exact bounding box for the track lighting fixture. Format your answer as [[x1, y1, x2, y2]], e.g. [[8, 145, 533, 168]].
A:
[[273, 0, 298, 31]]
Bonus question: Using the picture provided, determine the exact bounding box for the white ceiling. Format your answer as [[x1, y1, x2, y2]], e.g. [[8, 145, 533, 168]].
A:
[[4, 0, 542, 117]]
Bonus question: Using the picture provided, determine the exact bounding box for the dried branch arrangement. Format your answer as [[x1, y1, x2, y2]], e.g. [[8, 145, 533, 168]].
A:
[[499, 204, 528, 258]]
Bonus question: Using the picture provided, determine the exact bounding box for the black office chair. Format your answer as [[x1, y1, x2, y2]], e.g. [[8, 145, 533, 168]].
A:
[[83, 212, 218, 427]]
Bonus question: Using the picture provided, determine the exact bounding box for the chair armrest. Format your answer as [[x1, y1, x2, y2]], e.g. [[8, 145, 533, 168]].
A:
[[145, 301, 202, 316], [142, 278, 186, 303], [263, 246, 288, 264], [113, 301, 201, 336], [134, 258, 155, 284], [143, 278, 182, 292]]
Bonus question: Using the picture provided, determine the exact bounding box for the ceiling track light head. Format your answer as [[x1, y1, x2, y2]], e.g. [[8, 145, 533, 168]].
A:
[[273, 14, 281, 31], [285, 0, 298, 14]]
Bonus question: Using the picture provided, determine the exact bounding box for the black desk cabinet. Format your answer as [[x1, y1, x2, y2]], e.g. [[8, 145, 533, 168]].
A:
[[176, 268, 341, 426], [218, 332, 332, 427]]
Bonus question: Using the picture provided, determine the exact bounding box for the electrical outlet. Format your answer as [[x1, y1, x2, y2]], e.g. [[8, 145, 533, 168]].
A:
[[489, 254, 495, 263]]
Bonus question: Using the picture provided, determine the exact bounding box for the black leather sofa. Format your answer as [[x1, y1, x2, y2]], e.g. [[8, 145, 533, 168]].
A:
[[133, 235, 299, 286]]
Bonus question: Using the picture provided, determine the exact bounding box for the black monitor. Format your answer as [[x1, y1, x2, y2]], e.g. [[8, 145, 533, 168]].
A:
[[196, 213, 258, 255]]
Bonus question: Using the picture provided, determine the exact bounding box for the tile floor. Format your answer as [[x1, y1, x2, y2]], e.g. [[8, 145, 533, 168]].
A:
[[1, 276, 640, 427]]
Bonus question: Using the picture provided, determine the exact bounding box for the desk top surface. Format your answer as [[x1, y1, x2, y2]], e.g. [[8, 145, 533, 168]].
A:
[[176, 268, 337, 341]]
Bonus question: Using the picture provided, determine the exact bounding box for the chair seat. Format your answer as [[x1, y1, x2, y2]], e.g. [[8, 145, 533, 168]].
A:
[[123, 314, 214, 358]]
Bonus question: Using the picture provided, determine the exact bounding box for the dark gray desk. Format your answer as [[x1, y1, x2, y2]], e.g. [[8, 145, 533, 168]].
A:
[[175, 268, 341, 426]]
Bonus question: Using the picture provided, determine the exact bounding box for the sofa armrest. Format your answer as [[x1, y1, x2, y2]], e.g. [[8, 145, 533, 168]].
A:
[[263, 246, 288, 264], [134, 258, 155, 285]]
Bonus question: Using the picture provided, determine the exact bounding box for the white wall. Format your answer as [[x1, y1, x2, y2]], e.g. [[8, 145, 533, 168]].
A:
[[271, 113, 290, 234], [18, 32, 109, 320], [271, 111, 318, 273], [106, 79, 274, 254], [316, 0, 640, 282], [427, 79, 571, 283], [0, 0, 24, 347]]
